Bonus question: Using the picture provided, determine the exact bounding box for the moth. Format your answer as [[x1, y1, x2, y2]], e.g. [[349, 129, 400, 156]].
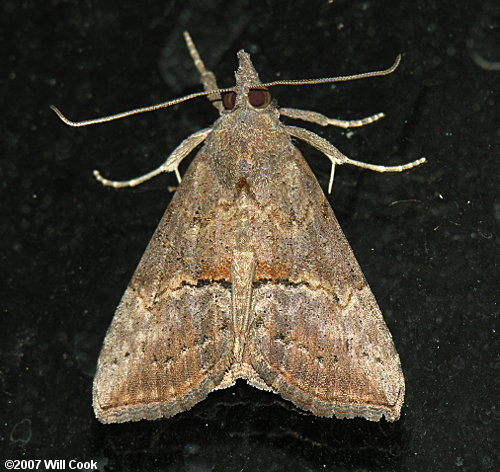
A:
[[52, 32, 425, 423]]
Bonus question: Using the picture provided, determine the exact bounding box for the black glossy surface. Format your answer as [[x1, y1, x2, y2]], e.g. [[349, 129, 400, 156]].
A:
[[2, 1, 498, 470]]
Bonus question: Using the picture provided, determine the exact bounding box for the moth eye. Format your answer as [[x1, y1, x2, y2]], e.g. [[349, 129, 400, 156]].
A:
[[248, 89, 271, 108], [222, 91, 237, 110]]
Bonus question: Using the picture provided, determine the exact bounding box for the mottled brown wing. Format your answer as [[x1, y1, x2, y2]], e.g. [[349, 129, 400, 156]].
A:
[[93, 147, 239, 423], [246, 145, 405, 422]]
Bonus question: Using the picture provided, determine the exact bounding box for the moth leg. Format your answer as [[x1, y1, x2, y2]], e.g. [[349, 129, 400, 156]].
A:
[[280, 107, 384, 128], [286, 125, 426, 194], [183, 31, 224, 113], [328, 160, 336, 194], [94, 128, 212, 188]]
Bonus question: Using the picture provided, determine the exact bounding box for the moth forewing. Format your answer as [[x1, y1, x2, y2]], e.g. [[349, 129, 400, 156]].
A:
[[53, 33, 425, 423]]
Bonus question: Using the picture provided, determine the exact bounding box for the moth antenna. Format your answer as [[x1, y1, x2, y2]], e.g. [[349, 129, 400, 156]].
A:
[[50, 87, 235, 128], [51, 55, 402, 127], [260, 55, 402, 88]]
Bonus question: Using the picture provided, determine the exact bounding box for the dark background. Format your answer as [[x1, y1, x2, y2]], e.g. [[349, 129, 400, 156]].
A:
[[2, 0, 498, 471]]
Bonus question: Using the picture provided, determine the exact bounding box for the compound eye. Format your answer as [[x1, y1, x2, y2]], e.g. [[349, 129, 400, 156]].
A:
[[248, 89, 271, 108], [222, 91, 237, 110]]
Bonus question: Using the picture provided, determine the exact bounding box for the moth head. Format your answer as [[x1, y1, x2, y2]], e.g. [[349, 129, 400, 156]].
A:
[[222, 50, 273, 112]]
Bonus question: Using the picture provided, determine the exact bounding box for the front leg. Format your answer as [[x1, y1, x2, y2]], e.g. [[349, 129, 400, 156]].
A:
[[183, 31, 223, 113], [280, 107, 385, 129]]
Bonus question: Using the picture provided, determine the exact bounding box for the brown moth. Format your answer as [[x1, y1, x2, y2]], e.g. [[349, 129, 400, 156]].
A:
[[52, 32, 425, 423]]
